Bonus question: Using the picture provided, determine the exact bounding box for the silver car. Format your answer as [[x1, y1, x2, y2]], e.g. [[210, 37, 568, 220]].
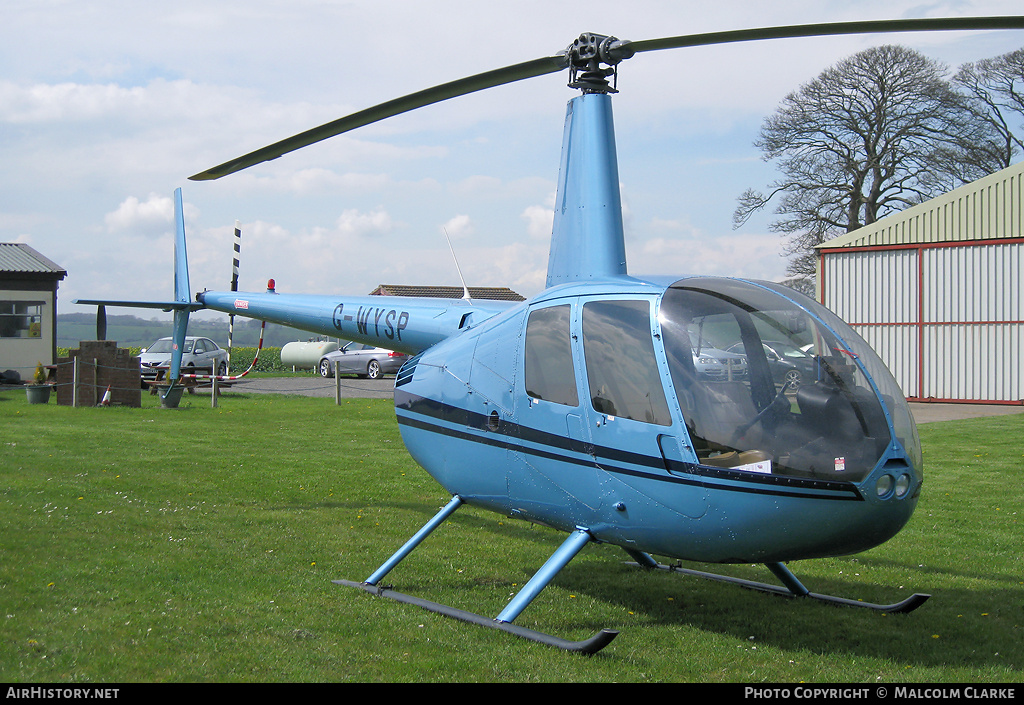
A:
[[139, 336, 229, 381], [689, 332, 747, 381], [318, 342, 408, 379]]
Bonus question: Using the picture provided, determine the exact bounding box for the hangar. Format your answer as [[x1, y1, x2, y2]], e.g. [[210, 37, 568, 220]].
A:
[[816, 160, 1023, 404]]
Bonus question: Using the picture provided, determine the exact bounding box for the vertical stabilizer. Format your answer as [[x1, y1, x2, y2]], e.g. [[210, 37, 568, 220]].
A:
[[545, 93, 628, 288], [168, 188, 191, 384]]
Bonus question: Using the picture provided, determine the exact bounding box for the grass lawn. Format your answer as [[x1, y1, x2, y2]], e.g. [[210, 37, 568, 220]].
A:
[[1, 387, 1021, 683]]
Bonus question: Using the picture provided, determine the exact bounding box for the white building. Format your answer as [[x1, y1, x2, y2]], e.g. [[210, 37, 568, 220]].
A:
[[1, 243, 67, 382], [816, 161, 1023, 404]]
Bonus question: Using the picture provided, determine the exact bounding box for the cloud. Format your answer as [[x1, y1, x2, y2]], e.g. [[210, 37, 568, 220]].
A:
[[441, 214, 474, 239], [629, 224, 788, 282], [103, 193, 205, 238], [520, 204, 553, 240], [337, 208, 394, 239], [266, 169, 391, 195], [104, 193, 173, 232], [0, 78, 244, 126]]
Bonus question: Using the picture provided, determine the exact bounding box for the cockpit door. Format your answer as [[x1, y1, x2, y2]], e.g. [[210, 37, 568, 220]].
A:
[[575, 296, 707, 519], [508, 300, 600, 525]]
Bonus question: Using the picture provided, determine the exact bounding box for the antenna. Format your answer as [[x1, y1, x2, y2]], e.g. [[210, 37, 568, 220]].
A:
[[442, 227, 472, 302]]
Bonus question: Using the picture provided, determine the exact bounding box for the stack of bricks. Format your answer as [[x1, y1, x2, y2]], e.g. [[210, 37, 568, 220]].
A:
[[57, 341, 141, 407]]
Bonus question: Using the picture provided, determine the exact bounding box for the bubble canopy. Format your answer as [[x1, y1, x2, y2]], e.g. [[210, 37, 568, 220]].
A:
[[658, 277, 922, 483]]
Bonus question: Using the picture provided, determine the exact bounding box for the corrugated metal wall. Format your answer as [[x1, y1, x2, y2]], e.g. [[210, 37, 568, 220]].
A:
[[818, 161, 1024, 404], [822, 248, 920, 398], [920, 242, 1023, 402], [821, 241, 1023, 403]]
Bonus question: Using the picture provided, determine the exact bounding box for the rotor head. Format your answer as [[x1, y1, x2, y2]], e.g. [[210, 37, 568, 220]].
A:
[[565, 33, 636, 93]]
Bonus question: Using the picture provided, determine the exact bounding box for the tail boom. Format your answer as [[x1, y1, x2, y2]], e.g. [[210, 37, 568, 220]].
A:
[[196, 290, 518, 355]]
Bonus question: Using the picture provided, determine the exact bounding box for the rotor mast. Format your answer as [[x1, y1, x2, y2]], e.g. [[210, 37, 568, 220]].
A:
[[546, 34, 634, 288]]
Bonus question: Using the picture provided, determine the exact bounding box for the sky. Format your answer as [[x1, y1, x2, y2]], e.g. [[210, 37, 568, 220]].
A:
[[3, 0, 1024, 324]]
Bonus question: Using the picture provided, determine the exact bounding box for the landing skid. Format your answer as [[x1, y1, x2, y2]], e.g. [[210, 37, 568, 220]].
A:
[[335, 579, 618, 654], [626, 553, 930, 614], [336, 495, 618, 654]]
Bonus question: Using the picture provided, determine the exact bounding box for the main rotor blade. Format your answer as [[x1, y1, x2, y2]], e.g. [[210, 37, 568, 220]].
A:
[[189, 54, 568, 181], [625, 16, 1024, 54], [190, 16, 1024, 182]]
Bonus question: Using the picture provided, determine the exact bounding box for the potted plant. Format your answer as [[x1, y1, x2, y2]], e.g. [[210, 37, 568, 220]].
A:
[[25, 361, 51, 404]]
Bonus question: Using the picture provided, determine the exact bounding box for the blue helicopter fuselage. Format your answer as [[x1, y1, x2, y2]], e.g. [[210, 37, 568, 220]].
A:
[[392, 274, 922, 565]]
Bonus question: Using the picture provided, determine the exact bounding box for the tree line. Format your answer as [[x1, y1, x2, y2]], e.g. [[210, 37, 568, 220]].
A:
[[733, 45, 1024, 293]]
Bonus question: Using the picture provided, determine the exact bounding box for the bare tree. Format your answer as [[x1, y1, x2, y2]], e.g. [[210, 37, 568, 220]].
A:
[[953, 47, 1024, 168], [734, 45, 1003, 286]]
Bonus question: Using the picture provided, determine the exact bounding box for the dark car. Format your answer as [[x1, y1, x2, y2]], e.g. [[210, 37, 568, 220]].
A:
[[726, 340, 817, 389], [318, 342, 408, 379]]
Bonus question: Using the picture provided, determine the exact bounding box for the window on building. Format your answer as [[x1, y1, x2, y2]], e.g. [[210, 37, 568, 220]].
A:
[[0, 302, 44, 338]]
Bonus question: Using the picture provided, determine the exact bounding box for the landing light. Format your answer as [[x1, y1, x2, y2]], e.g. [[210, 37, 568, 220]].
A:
[[894, 474, 912, 498], [876, 475, 894, 498], [876, 473, 913, 500]]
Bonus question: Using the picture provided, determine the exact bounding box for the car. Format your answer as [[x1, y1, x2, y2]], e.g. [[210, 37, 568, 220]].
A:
[[726, 340, 818, 389], [139, 336, 229, 382], [318, 342, 409, 379], [689, 332, 747, 381]]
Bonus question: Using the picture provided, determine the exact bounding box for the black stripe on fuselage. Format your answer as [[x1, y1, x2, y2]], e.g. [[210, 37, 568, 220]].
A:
[[394, 391, 863, 502]]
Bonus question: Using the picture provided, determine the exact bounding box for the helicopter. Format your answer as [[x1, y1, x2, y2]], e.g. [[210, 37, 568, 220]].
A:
[[76, 16, 1024, 653]]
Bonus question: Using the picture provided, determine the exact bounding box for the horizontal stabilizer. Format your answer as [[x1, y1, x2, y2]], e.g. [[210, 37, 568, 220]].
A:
[[72, 298, 205, 312]]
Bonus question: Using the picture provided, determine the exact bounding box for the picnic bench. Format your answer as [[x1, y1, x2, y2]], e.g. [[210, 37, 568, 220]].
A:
[[143, 366, 233, 395]]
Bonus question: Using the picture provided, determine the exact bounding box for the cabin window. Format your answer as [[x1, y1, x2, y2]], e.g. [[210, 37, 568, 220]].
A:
[[581, 299, 672, 426], [0, 302, 44, 338], [524, 304, 579, 406], [659, 278, 902, 482]]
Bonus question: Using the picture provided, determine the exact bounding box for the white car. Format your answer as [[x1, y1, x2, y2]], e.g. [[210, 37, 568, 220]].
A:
[[689, 332, 747, 381], [139, 336, 229, 381]]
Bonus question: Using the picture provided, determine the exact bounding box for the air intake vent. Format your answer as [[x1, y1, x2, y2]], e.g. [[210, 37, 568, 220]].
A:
[[395, 353, 422, 387]]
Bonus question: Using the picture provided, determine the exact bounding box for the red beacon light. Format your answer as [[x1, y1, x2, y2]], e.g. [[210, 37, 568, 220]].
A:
[[267, 278, 276, 293]]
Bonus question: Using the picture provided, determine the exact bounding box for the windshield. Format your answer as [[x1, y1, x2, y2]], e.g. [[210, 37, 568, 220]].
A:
[[660, 278, 921, 483], [145, 339, 193, 354]]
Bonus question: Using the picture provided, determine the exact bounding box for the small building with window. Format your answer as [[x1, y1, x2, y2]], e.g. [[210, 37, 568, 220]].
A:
[[0, 243, 67, 381]]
